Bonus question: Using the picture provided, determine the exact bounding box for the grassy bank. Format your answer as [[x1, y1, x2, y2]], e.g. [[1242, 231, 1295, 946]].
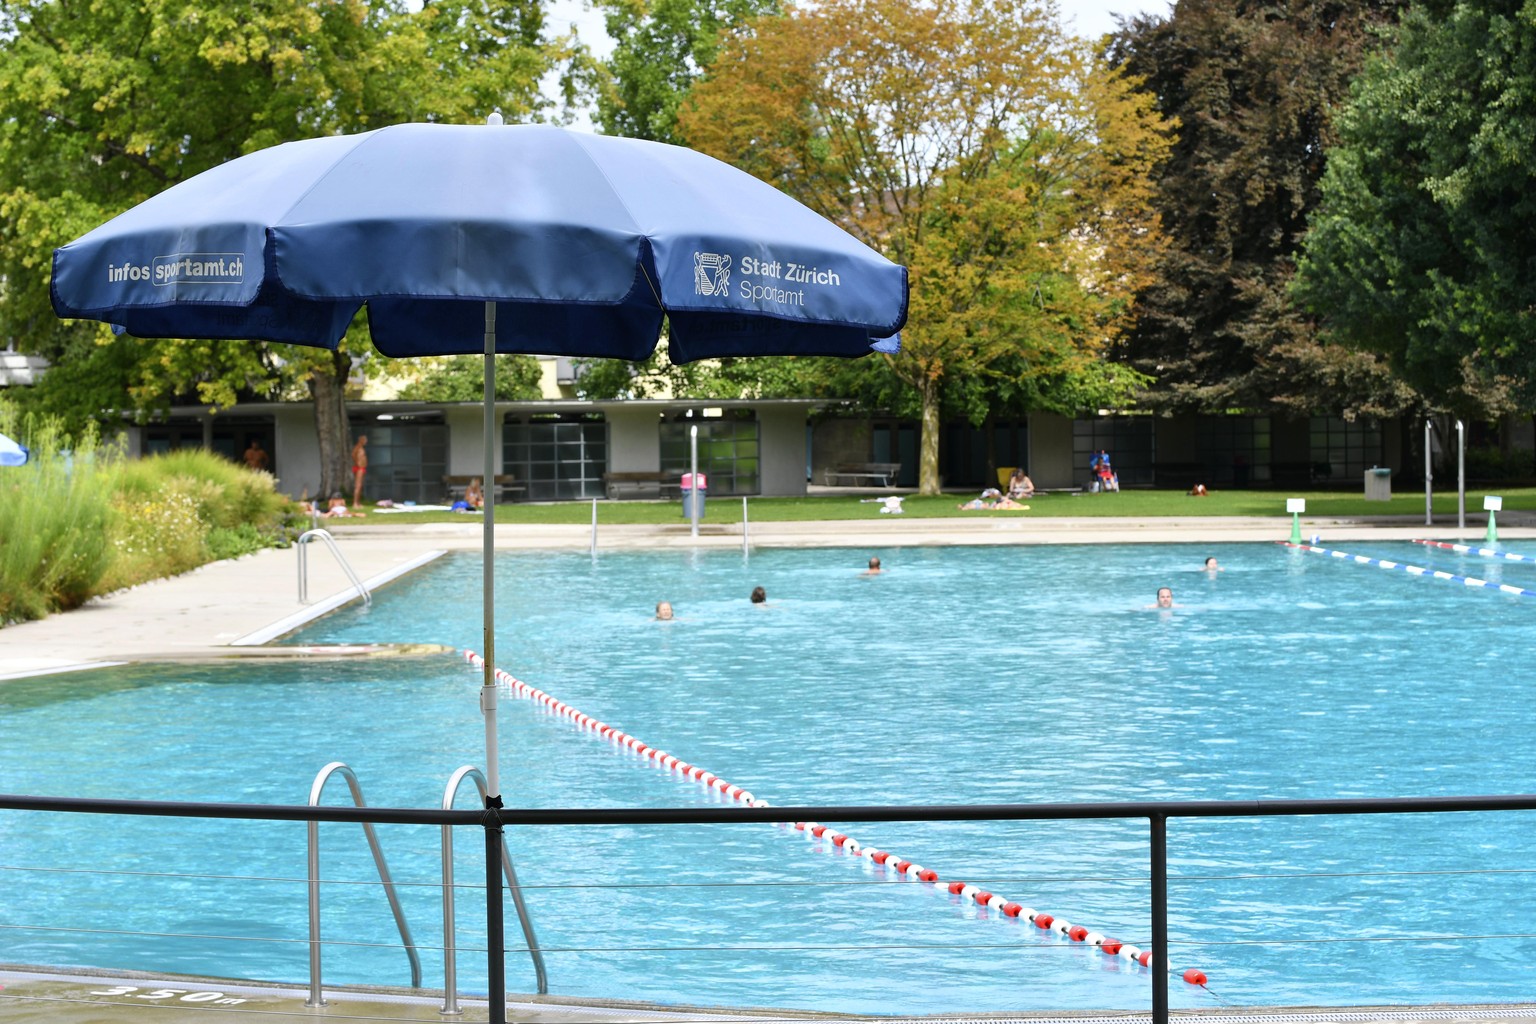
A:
[[0, 418, 292, 625], [337, 485, 1536, 525]]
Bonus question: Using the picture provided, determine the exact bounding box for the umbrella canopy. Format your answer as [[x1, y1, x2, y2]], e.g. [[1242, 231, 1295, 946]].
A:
[[0, 432, 27, 467], [51, 122, 907, 361]]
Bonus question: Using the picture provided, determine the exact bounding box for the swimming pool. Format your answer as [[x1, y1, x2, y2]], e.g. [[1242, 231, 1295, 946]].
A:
[[2, 541, 1535, 1014]]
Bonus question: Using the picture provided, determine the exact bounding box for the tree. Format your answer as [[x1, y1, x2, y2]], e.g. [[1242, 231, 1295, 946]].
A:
[[395, 354, 546, 402], [678, 0, 1170, 493], [594, 0, 780, 142], [0, 0, 570, 495], [1107, 0, 1413, 420], [1293, 0, 1536, 417]]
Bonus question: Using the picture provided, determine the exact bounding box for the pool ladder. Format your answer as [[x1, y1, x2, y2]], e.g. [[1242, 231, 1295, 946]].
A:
[[296, 528, 370, 606], [304, 762, 547, 1012]]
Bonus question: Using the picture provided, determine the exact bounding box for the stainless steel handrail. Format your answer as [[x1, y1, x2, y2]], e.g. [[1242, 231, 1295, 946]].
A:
[[306, 761, 421, 1007], [441, 766, 547, 1014], [296, 528, 371, 606]]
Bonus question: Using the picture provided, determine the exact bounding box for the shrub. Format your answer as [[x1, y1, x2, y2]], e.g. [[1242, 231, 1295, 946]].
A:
[[1464, 446, 1536, 481], [0, 415, 114, 623], [0, 407, 290, 623], [99, 449, 290, 593]]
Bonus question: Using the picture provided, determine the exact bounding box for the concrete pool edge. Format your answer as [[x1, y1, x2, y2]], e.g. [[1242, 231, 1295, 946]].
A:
[[0, 542, 451, 680], [3, 967, 1534, 1023]]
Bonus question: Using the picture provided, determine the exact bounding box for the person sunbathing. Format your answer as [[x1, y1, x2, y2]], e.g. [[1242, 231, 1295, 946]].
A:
[[957, 487, 1003, 510]]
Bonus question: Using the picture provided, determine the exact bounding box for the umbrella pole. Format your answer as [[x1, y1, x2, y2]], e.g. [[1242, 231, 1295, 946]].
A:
[[481, 301, 500, 803], [481, 301, 507, 1022]]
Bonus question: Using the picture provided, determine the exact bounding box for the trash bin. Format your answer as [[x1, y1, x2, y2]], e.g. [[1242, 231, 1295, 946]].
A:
[[1364, 467, 1392, 501], [681, 471, 707, 518]]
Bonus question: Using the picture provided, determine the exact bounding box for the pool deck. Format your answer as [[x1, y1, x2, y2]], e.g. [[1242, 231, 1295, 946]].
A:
[[3, 966, 1535, 1024], [4, 513, 1536, 1022], [3, 970, 1536, 1024]]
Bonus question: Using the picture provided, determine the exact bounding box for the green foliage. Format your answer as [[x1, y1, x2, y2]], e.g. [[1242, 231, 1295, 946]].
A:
[[594, 0, 780, 142], [1108, 0, 1414, 418], [395, 354, 545, 402], [1293, 0, 1536, 412], [1464, 445, 1536, 482], [0, 402, 289, 624], [0, 0, 576, 494], [0, 411, 113, 623]]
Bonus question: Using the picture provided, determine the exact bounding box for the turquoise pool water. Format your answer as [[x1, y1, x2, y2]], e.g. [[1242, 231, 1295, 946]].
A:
[[2, 541, 1535, 1013]]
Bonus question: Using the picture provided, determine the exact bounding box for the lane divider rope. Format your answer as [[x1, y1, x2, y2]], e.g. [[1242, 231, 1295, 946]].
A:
[[1281, 542, 1536, 598], [1412, 538, 1536, 564], [463, 649, 1209, 988]]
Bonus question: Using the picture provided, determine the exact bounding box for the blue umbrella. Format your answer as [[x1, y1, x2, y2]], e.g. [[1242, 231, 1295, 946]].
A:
[[50, 120, 908, 1005], [0, 432, 27, 467], [51, 121, 907, 360]]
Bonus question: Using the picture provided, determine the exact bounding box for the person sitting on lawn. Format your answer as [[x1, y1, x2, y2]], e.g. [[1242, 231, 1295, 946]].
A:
[[1007, 468, 1035, 499], [323, 494, 365, 517]]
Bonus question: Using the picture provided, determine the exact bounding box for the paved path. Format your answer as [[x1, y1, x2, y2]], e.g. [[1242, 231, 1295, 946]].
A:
[[5, 515, 1535, 680]]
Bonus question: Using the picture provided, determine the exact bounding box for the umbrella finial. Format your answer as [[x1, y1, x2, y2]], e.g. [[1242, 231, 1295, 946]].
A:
[[486, 110, 504, 126]]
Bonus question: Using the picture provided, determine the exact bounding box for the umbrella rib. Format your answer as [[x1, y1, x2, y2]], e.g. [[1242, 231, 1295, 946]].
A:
[[562, 132, 665, 312]]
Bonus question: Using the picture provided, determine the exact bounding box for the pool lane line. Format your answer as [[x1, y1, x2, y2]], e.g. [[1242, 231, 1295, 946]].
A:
[[1412, 539, 1536, 564], [1281, 542, 1536, 598], [462, 649, 1211, 989]]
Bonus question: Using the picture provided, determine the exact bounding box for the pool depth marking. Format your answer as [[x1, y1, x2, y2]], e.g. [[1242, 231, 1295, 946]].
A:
[[1412, 538, 1536, 564], [1282, 543, 1536, 598], [463, 649, 1210, 989]]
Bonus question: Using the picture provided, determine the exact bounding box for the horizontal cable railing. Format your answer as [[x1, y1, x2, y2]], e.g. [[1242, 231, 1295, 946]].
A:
[[4, 792, 1536, 1024]]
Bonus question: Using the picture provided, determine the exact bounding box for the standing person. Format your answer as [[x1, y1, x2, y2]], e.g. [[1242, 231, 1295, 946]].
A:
[[242, 438, 270, 472], [350, 434, 368, 509]]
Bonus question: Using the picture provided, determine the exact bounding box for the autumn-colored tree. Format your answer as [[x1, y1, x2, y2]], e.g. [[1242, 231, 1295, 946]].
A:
[[0, 0, 575, 495], [678, 0, 1169, 492]]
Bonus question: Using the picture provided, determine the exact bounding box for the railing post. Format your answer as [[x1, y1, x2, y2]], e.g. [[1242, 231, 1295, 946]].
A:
[[1150, 814, 1168, 1024], [485, 797, 507, 1024]]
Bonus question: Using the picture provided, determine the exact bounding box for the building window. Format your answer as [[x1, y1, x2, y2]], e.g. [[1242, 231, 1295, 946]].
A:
[[504, 416, 608, 500], [353, 417, 448, 505], [1073, 415, 1154, 487], [1310, 416, 1383, 483], [1196, 415, 1272, 486], [660, 413, 759, 496], [938, 419, 1029, 489]]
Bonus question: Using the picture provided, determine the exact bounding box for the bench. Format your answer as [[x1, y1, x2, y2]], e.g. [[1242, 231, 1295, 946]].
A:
[[443, 474, 525, 503], [823, 462, 902, 487], [603, 470, 683, 500]]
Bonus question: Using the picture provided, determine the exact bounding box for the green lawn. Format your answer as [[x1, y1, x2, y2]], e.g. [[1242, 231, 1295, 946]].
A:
[[349, 486, 1536, 526]]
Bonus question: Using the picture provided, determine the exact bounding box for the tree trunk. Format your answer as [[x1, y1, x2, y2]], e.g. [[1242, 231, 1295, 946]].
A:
[[982, 410, 997, 488], [309, 351, 352, 500], [918, 377, 942, 495]]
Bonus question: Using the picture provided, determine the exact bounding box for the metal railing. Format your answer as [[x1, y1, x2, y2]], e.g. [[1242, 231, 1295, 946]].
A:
[[306, 762, 420, 1005], [296, 527, 370, 606], [4, 791, 1536, 1024], [441, 766, 547, 1012]]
